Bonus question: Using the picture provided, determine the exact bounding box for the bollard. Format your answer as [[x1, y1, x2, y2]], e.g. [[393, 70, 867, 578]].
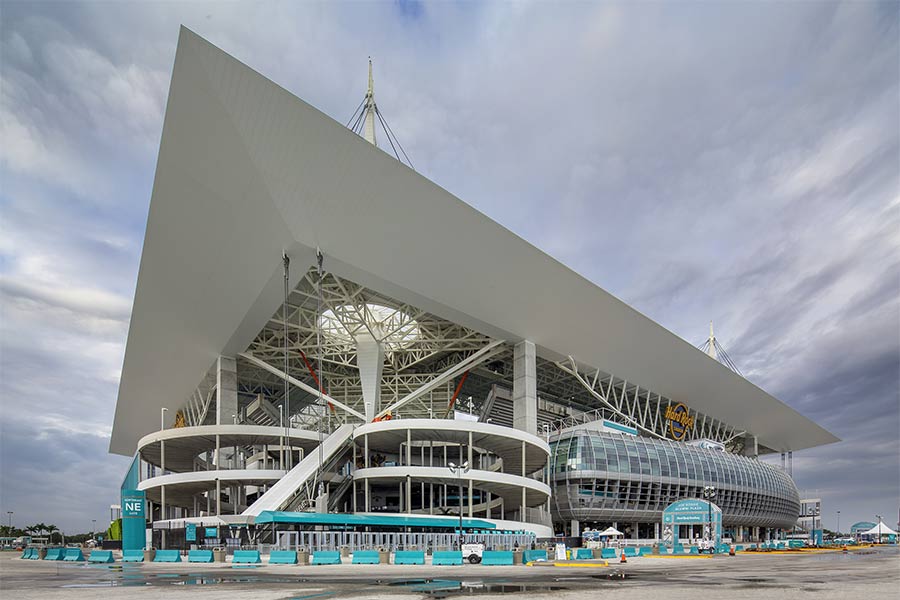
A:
[[620, 552, 627, 564], [729, 545, 735, 556]]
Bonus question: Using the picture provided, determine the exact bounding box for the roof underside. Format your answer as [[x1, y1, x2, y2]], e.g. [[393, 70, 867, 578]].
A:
[[110, 27, 838, 456]]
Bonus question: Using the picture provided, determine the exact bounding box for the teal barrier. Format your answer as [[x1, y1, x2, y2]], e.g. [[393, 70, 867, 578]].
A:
[[122, 550, 144, 562], [44, 548, 65, 561], [624, 547, 638, 557], [788, 540, 803, 548], [658, 547, 669, 555], [673, 543, 685, 554], [188, 550, 214, 563], [639, 547, 652, 556], [574, 548, 593, 560], [481, 551, 513, 565], [523, 549, 548, 562], [88, 550, 115, 563], [432, 551, 463, 565], [311, 551, 341, 565], [153, 550, 181, 562], [776, 542, 785, 550], [20, 548, 34, 559], [268, 550, 297, 564], [600, 548, 618, 559], [351, 550, 380, 564], [717, 544, 729, 554], [63, 548, 85, 562], [232, 550, 261, 564], [735, 545, 744, 552], [689, 546, 699, 555], [394, 550, 425, 565]]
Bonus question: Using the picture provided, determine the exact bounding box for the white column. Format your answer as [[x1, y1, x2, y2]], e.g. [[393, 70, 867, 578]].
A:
[[356, 334, 384, 422], [513, 341, 537, 435], [216, 356, 238, 425]]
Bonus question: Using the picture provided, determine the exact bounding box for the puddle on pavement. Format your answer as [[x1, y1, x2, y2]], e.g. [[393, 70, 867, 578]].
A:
[[385, 579, 568, 597]]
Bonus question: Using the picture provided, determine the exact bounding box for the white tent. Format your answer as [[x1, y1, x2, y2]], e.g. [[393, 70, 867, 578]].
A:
[[598, 527, 624, 537], [861, 522, 898, 536]]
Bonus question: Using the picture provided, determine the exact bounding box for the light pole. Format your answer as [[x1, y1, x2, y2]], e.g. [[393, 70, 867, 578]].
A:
[[875, 515, 883, 544], [702, 486, 717, 549], [836, 510, 840, 538], [91, 519, 96, 540], [448, 461, 470, 550], [6, 511, 12, 531], [813, 505, 820, 546], [160, 407, 168, 430]]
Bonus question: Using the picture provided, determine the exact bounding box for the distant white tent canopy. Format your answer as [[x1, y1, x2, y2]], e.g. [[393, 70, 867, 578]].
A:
[[861, 522, 898, 536], [598, 527, 624, 537]]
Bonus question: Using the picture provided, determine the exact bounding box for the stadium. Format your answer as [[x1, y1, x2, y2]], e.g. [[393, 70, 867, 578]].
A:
[[109, 28, 838, 553]]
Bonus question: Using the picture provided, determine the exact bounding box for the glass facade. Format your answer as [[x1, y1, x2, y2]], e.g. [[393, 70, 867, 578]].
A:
[[550, 430, 800, 529]]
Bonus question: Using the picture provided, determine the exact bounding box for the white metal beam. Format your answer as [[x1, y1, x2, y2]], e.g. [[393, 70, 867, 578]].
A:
[[376, 339, 505, 419], [238, 352, 366, 421]]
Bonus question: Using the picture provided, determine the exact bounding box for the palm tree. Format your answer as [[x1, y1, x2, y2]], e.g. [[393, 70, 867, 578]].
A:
[[45, 524, 59, 545]]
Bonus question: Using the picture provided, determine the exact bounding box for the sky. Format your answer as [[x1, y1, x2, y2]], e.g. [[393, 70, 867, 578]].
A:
[[0, 1, 897, 535]]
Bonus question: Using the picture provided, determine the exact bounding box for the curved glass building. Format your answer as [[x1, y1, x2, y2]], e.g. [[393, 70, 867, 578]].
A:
[[550, 428, 800, 538]]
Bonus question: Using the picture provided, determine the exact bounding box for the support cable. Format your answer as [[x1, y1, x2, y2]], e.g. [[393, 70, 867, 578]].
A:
[[376, 106, 414, 169], [345, 97, 366, 128], [374, 107, 402, 163]]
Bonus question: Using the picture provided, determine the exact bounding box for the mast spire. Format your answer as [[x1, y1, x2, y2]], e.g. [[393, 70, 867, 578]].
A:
[[707, 321, 718, 360], [363, 57, 377, 146]]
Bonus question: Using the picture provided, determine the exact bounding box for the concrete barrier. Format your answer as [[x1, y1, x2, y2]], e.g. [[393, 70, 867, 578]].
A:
[[63, 548, 85, 562], [268, 551, 298, 564], [311, 551, 341, 565], [523, 549, 548, 562], [639, 547, 652, 556], [153, 550, 181, 562], [122, 550, 144, 562], [432, 551, 463, 565], [481, 551, 514, 566], [624, 547, 638, 557], [394, 550, 425, 565], [600, 548, 618, 559], [574, 548, 593, 560], [188, 550, 214, 563], [44, 548, 65, 561], [351, 550, 380, 564], [88, 550, 115, 563], [232, 550, 261, 564]]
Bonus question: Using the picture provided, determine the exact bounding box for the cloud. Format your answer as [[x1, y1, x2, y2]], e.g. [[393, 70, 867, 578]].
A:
[[0, 1, 897, 533]]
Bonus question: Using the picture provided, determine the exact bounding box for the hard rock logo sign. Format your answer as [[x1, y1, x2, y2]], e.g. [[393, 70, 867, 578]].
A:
[[665, 403, 695, 441]]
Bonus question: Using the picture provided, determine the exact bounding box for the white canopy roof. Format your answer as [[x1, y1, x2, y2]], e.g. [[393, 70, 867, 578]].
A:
[[598, 527, 624, 536], [110, 27, 838, 456], [861, 522, 898, 536]]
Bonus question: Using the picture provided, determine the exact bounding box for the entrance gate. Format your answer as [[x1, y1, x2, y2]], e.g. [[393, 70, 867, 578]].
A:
[[662, 498, 722, 549]]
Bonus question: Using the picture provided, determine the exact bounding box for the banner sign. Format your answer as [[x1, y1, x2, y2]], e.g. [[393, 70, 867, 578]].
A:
[[185, 523, 197, 542], [205, 527, 218, 539], [665, 403, 695, 440]]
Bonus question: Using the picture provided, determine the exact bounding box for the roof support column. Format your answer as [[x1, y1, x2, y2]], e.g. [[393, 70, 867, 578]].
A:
[[356, 334, 384, 422], [513, 340, 537, 436], [215, 356, 238, 425], [741, 434, 759, 458]]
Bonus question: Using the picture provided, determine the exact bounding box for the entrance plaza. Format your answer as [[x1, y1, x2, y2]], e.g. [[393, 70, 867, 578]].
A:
[[2, 546, 898, 599]]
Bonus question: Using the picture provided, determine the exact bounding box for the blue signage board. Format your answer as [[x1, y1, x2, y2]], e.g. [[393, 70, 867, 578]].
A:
[[120, 489, 146, 553], [205, 527, 218, 539], [185, 523, 197, 542], [661, 498, 722, 548]]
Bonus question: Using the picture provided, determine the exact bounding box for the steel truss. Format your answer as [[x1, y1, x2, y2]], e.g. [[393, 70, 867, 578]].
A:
[[552, 357, 742, 447]]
